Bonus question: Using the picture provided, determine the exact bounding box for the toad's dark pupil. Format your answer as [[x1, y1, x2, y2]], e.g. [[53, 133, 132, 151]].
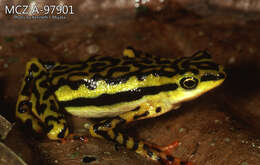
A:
[[184, 80, 195, 87]]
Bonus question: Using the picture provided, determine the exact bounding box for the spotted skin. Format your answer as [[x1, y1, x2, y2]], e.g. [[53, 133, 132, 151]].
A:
[[16, 58, 69, 140], [16, 47, 226, 165], [89, 101, 191, 165]]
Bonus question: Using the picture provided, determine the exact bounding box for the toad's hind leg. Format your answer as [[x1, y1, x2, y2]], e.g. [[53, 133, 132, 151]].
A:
[[89, 102, 192, 165], [16, 58, 69, 140]]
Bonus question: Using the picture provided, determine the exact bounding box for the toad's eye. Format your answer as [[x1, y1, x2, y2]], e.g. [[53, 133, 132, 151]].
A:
[[180, 77, 198, 89]]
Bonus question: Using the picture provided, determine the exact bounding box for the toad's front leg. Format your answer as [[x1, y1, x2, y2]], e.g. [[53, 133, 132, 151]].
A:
[[89, 102, 193, 165]]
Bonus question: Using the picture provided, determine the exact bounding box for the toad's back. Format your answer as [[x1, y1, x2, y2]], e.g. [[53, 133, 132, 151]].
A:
[[47, 49, 225, 118]]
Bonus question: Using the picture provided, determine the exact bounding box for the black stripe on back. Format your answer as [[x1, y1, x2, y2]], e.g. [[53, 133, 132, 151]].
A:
[[60, 83, 178, 107]]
